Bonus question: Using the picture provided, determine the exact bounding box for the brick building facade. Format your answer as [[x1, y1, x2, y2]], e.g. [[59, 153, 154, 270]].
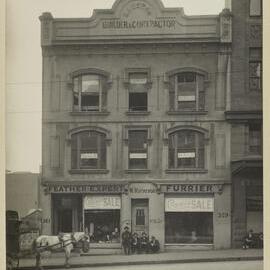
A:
[[226, 0, 263, 247]]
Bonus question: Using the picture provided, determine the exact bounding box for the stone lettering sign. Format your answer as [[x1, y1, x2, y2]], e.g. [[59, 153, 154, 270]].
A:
[[102, 19, 176, 29]]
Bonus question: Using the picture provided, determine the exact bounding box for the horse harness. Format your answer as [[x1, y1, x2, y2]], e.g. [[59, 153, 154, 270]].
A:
[[37, 233, 78, 251]]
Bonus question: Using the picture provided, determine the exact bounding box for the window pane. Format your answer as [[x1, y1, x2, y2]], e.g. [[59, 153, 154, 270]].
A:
[[177, 72, 196, 83], [81, 94, 99, 111], [129, 130, 147, 150], [165, 212, 213, 244], [136, 209, 145, 225], [129, 158, 147, 169], [82, 75, 100, 92], [250, 0, 261, 16], [129, 93, 147, 111], [249, 125, 262, 154], [85, 210, 120, 243], [249, 62, 262, 90]]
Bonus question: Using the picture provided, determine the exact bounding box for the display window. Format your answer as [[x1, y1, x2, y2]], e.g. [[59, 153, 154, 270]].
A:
[[83, 195, 121, 243], [165, 197, 213, 244]]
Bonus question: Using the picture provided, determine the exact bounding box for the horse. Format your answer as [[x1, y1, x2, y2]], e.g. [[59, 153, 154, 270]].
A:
[[32, 232, 88, 269]]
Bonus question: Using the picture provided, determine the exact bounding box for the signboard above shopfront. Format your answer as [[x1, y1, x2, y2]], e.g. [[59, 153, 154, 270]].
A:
[[162, 184, 223, 194], [43, 183, 125, 194]]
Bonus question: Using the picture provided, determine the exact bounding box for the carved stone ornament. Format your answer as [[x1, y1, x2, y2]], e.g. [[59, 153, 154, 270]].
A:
[[122, 1, 152, 18]]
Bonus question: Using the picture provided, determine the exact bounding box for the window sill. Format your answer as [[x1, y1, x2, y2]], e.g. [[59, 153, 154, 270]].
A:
[[165, 169, 208, 174], [167, 111, 208, 115], [70, 111, 110, 116], [126, 111, 151, 116], [69, 169, 109, 174], [125, 169, 151, 174]]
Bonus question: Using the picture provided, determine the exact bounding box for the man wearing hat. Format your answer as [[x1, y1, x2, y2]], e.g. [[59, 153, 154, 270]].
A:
[[121, 226, 131, 255]]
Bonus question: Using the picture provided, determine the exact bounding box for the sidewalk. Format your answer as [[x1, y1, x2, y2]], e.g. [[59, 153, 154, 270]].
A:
[[16, 249, 263, 269]]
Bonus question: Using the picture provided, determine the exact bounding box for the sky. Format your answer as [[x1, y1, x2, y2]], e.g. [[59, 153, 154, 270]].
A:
[[5, 0, 225, 173]]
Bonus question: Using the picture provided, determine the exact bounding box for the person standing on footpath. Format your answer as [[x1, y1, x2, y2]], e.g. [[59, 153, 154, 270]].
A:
[[122, 226, 131, 255]]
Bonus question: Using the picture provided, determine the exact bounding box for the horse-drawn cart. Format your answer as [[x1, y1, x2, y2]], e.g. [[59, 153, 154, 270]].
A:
[[6, 210, 90, 269], [6, 211, 21, 270]]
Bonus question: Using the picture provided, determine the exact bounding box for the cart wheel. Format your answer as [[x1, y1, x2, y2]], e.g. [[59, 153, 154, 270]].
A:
[[82, 240, 90, 253]]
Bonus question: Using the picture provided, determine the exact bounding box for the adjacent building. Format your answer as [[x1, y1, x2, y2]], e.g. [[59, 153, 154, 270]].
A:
[[39, 0, 233, 250], [227, 0, 263, 247], [5, 172, 40, 218]]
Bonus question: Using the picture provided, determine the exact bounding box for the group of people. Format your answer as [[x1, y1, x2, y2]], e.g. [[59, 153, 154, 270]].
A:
[[242, 229, 263, 249], [122, 226, 160, 255]]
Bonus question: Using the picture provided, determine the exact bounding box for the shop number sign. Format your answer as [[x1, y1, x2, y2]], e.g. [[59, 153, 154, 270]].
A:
[[84, 196, 121, 210]]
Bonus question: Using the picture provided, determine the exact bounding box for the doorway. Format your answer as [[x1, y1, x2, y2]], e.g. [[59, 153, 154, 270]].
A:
[[131, 199, 149, 235]]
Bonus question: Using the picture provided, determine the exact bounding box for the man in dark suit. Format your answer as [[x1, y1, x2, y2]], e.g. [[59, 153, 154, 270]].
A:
[[121, 226, 131, 255]]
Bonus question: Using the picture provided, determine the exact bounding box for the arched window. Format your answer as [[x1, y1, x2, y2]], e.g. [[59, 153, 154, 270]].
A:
[[73, 73, 107, 112], [71, 131, 106, 169], [168, 130, 205, 169], [169, 72, 205, 111]]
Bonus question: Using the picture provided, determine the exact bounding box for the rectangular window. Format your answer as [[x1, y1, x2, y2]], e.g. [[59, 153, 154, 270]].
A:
[[169, 131, 204, 169], [250, 0, 262, 16], [71, 131, 106, 170], [73, 74, 106, 112], [249, 48, 262, 91], [165, 197, 213, 244], [128, 73, 148, 111], [169, 72, 205, 112], [249, 124, 262, 155], [128, 130, 148, 169], [84, 196, 121, 243], [249, 61, 262, 90]]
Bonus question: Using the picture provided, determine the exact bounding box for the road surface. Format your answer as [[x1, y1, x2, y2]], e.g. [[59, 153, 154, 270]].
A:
[[55, 260, 263, 270]]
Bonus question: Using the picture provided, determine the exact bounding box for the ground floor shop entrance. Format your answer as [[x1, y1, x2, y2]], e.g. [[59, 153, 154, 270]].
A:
[[52, 194, 82, 234]]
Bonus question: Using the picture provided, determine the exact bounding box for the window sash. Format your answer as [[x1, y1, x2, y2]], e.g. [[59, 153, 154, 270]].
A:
[[250, 0, 262, 16], [71, 131, 106, 169], [128, 130, 148, 169], [169, 131, 204, 169], [171, 73, 204, 111], [73, 74, 104, 111]]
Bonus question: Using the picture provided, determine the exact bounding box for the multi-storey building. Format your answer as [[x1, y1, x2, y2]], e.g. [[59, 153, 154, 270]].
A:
[[39, 0, 232, 250], [227, 0, 263, 247]]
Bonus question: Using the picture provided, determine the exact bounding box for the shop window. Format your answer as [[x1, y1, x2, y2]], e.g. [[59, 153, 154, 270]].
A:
[[250, 0, 262, 16], [168, 130, 204, 169], [128, 130, 148, 169], [128, 73, 148, 111], [71, 130, 106, 170], [169, 72, 205, 111], [84, 196, 121, 243], [249, 124, 262, 155], [165, 197, 213, 244], [73, 74, 107, 112]]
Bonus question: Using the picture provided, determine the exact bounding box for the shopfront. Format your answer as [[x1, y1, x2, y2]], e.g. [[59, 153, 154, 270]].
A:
[[42, 182, 125, 239], [161, 183, 231, 249], [165, 196, 214, 244], [83, 195, 121, 243]]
